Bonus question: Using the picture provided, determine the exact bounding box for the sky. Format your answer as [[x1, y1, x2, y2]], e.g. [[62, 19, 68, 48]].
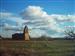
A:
[[0, 0, 75, 38]]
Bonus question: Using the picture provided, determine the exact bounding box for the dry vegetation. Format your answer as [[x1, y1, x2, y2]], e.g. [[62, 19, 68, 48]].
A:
[[0, 40, 75, 56]]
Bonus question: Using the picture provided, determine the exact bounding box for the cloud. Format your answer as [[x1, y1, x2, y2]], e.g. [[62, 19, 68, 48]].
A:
[[22, 6, 48, 18], [0, 6, 75, 37], [0, 12, 25, 37], [29, 29, 48, 37], [0, 12, 13, 17], [51, 14, 75, 21], [22, 6, 64, 32], [0, 12, 25, 25], [21, 6, 75, 37]]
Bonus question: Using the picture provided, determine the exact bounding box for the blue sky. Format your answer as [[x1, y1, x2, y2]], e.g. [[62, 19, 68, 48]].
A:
[[0, 0, 75, 38], [0, 0, 75, 14]]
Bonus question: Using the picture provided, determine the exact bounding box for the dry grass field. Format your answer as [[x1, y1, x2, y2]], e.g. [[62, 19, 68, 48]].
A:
[[0, 40, 75, 56]]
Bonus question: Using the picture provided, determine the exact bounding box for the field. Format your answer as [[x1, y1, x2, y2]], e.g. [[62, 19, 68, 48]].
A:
[[0, 40, 75, 56]]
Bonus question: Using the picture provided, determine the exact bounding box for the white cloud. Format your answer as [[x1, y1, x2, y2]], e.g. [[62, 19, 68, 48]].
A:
[[21, 6, 75, 37], [0, 12, 25, 24], [29, 29, 48, 37], [0, 6, 75, 37], [22, 6, 48, 18], [51, 14, 75, 22], [22, 6, 64, 32], [0, 12, 25, 37], [0, 12, 13, 17]]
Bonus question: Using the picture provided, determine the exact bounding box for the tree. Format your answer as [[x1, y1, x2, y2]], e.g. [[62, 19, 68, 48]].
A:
[[40, 35, 49, 41], [64, 28, 75, 40]]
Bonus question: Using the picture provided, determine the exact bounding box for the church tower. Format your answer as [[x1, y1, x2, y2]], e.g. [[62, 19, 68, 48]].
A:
[[23, 25, 30, 40]]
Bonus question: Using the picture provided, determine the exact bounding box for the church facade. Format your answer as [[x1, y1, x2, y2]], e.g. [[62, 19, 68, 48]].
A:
[[12, 26, 30, 40]]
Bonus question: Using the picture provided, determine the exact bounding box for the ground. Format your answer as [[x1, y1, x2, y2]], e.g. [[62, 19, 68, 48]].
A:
[[0, 40, 75, 56]]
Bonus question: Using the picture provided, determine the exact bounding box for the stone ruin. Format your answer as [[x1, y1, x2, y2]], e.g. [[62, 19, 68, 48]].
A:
[[23, 25, 30, 40], [12, 25, 30, 40]]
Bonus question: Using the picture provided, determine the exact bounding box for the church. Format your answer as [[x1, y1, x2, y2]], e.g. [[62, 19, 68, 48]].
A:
[[12, 25, 30, 40]]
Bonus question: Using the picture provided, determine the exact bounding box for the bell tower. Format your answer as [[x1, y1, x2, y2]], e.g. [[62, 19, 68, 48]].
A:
[[23, 25, 30, 40]]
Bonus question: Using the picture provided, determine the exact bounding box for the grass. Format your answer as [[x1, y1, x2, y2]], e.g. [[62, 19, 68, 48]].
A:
[[0, 40, 75, 56]]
